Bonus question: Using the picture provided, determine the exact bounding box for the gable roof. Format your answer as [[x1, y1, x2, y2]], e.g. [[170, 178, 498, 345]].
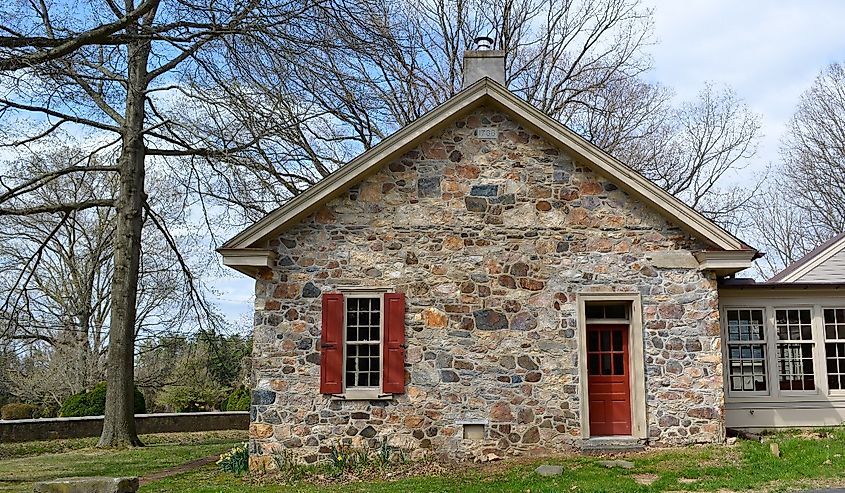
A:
[[768, 232, 845, 283], [219, 78, 757, 276]]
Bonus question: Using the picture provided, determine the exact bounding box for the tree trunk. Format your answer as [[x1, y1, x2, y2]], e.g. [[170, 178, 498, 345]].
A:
[[97, 33, 150, 448]]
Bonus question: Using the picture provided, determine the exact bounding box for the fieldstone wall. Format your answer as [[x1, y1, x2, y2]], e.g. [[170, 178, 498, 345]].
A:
[[249, 107, 724, 467], [0, 412, 249, 443]]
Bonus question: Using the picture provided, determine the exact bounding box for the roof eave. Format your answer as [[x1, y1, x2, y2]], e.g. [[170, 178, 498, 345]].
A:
[[218, 248, 276, 278], [694, 250, 757, 277]]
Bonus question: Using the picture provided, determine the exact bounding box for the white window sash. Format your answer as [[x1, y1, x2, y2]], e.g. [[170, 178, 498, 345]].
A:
[[342, 292, 384, 393]]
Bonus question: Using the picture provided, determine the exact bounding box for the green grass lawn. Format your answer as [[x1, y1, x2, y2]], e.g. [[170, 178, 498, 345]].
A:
[[144, 429, 845, 493], [2, 429, 844, 493], [0, 431, 245, 493]]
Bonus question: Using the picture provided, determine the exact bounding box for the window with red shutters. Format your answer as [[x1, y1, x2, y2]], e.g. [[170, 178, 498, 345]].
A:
[[319, 291, 406, 396]]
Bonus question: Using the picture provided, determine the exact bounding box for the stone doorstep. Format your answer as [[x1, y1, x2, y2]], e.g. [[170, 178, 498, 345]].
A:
[[580, 437, 646, 455], [32, 476, 139, 493]]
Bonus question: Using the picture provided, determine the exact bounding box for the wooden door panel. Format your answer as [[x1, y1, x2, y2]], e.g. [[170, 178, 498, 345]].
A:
[[587, 324, 632, 436]]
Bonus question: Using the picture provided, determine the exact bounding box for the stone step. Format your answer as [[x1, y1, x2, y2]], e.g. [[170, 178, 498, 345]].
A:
[[579, 437, 646, 455]]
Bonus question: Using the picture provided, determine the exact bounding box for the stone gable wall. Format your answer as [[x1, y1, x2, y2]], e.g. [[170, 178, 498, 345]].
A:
[[249, 107, 724, 466]]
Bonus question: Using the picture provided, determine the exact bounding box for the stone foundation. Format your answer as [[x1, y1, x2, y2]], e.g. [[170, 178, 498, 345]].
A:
[[249, 107, 724, 466]]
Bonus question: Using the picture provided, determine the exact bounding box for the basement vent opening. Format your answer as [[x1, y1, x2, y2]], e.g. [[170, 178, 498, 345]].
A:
[[462, 423, 485, 440]]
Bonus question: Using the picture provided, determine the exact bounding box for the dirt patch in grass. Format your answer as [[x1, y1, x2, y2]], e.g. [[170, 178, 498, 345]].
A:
[[633, 473, 659, 485], [140, 454, 222, 485]]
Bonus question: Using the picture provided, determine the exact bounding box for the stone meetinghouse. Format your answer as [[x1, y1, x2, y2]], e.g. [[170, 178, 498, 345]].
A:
[[219, 43, 845, 468]]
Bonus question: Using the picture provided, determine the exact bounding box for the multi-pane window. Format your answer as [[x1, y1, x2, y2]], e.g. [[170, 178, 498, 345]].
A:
[[824, 308, 845, 391], [587, 328, 626, 376], [726, 309, 767, 392], [775, 309, 815, 391], [345, 297, 381, 388]]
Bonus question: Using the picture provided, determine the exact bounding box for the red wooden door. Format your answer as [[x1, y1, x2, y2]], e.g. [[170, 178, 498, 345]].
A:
[[587, 324, 632, 436]]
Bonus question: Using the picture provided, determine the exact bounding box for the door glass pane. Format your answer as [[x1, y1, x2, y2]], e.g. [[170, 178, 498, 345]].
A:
[[612, 331, 622, 351], [588, 354, 599, 375], [588, 331, 599, 352], [601, 354, 612, 375], [601, 331, 611, 352], [613, 354, 624, 375]]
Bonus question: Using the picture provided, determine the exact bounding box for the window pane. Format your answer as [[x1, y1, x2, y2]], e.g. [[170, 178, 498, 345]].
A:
[[727, 309, 764, 342], [601, 354, 612, 374], [728, 341, 767, 392], [777, 342, 815, 391], [604, 303, 627, 319], [585, 304, 603, 319], [345, 297, 382, 388], [801, 323, 812, 340]]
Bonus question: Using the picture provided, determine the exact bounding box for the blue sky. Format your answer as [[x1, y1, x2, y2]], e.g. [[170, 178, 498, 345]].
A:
[[209, 0, 845, 328], [645, 0, 845, 168]]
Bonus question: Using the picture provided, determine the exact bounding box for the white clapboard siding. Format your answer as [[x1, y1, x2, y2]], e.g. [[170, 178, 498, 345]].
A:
[[796, 247, 845, 283]]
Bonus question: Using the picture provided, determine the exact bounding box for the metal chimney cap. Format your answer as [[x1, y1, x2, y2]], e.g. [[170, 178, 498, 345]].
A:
[[474, 36, 494, 50]]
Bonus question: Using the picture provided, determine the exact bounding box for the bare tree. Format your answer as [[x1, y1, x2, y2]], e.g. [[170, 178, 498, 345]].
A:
[[169, 0, 654, 225], [184, 0, 759, 231], [781, 62, 845, 238], [0, 0, 317, 445], [0, 139, 210, 409], [567, 80, 761, 226], [742, 188, 817, 279], [739, 62, 845, 279]]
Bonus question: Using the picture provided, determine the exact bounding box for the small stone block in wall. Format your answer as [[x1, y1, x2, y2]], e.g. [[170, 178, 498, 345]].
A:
[[33, 477, 138, 493]]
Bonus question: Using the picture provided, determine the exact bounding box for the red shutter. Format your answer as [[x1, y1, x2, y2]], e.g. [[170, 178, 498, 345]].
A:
[[383, 292, 406, 394], [320, 293, 344, 394]]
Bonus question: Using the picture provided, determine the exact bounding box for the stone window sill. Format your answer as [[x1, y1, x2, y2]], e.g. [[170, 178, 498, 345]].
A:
[[330, 389, 394, 401]]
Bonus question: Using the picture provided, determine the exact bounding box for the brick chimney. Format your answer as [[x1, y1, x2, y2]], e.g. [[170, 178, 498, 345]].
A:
[[463, 37, 505, 88]]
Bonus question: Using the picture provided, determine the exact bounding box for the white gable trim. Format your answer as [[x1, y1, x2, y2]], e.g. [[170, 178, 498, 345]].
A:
[[220, 79, 753, 273]]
